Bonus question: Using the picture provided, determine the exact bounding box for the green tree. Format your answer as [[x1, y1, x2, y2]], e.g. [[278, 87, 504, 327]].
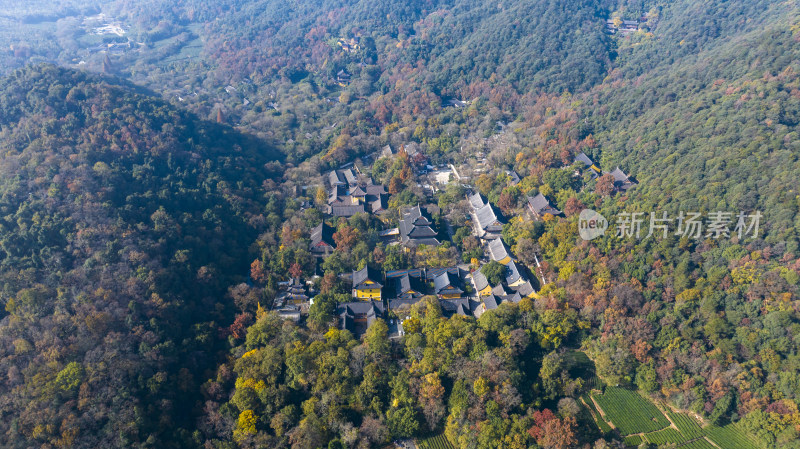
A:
[[635, 361, 658, 393], [55, 362, 84, 393], [308, 293, 338, 331], [709, 393, 733, 426], [365, 319, 390, 356], [387, 406, 420, 437], [482, 261, 506, 286], [539, 352, 564, 400]]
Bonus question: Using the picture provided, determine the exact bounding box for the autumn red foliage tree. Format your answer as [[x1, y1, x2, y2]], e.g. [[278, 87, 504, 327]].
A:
[[251, 259, 268, 283], [564, 197, 584, 217], [596, 174, 615, 197], [528, 409, 577, 449], [333, 226, 359, 252]]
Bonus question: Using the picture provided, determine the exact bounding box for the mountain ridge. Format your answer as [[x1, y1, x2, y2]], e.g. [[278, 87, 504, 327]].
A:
[[0, 63, 281, 448]]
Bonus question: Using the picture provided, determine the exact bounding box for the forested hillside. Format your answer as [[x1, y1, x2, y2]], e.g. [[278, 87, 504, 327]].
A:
[[198, 0, 612, 94], [0, 64, 281, 448], [0, 0, 800, 448]]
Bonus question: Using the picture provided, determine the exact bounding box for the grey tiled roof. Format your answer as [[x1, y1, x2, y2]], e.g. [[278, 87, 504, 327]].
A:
[[483, 295, 499, 310], [328, 185, 347, 204], [342, 168, 358, 186], [472, 270, 489, 291], [513, 281, 535, 297], [434, 271, 462, 296], [504, 260, 524, 285], [492, 283, 513, 296], [474, 203, 503, 231], [527, 193, 562, 216], [399, 205, 439, 245], [394, 273, 426, 299], [353, 266, 383, 289], [350, 185, 367, 196], [330, 204, 365, 216], [467, 191, 486, 210], [575, 152, 593, 167], [488, 239, 511, 262], [609, 167, 629, 182], [370, 194, 388, 213], [389, 297, 422, 311], [310, 222, 335, 252], [404, 238, 441, 247], [441, 298, 472, 317], [506, 170, 520, 185], [329, 171, 345, 186], [366, 184, 387, 195], [337, 300, 384, 336], [607, 167, 637, 191]]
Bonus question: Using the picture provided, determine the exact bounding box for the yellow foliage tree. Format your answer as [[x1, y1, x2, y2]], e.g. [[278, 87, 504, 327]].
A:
[[473, 377, 490, 398], [315, 186, 327, 206], [237, 410, 257, 435], [402, 316, 421, 334], [421, 372, 445, 401]]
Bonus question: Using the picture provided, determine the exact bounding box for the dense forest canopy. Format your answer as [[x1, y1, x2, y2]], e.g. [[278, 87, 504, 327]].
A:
[[0, 64, 281, 448], [0, 0, 799, 448]]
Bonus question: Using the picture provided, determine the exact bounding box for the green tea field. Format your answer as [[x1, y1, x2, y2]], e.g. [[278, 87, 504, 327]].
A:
[[417, 433, 456, 449], [588, 387, 763, 449]]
